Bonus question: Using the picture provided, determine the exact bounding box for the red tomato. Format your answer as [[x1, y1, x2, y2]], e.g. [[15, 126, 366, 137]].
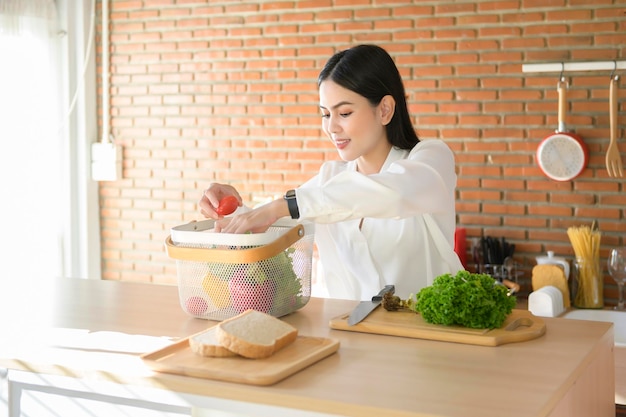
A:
[[216, 195, 238, 216]]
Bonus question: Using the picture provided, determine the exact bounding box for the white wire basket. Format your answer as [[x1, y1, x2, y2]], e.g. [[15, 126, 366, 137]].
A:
[[165, 218, 314, 321]]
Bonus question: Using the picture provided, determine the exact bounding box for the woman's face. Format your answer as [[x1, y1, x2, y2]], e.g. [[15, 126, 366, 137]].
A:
[[319, 80, 392, 173]]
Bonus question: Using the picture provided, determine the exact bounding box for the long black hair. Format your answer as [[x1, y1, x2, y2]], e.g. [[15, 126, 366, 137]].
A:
[[317, 45, 420, 150]]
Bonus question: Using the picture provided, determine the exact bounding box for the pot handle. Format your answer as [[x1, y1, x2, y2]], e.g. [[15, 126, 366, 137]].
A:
[[557, 79, 568, 133]]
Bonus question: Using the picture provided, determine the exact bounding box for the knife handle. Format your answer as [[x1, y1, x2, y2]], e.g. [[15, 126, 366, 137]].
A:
[[372, 285, 395, 301]]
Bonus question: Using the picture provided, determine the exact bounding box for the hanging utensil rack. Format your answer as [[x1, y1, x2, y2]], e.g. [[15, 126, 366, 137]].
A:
[[523, 60, 626, 74]]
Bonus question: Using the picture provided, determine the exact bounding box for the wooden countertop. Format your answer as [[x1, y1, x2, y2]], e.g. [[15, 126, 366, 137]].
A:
[[0, 277, 615, 417]]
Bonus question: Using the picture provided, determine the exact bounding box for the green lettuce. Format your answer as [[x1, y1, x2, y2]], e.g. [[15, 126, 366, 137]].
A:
[[414, 270, 516, 329]]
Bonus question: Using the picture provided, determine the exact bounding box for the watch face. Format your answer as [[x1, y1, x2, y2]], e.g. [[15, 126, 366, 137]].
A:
[[536, 134, 588, 181]]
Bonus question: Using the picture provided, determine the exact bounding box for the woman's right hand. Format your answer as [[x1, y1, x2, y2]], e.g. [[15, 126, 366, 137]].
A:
[[198, 183, 242, 219]]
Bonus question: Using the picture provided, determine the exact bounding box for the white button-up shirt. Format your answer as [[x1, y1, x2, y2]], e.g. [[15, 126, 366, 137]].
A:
[[297, 139, 462, 301]]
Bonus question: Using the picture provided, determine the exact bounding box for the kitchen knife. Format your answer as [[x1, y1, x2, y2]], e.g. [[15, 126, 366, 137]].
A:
[[347, 285, 395, 326]]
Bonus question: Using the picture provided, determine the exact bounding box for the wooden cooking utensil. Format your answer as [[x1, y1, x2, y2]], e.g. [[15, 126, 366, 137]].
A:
[[606, 75, 623, 178]]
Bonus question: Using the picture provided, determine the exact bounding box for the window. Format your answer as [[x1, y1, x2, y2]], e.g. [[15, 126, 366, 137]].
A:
[[0, 4, 63, 279], [0, 0, 101, 280]]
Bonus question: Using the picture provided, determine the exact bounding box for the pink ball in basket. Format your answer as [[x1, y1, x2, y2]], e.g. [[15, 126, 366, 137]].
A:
[[185, 296, 208, 315]]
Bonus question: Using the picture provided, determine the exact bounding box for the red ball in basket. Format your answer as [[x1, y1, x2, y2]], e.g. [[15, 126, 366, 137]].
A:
[[228, 265, 277, 314]]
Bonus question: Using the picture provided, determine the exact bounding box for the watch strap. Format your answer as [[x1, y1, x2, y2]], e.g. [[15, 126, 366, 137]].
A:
[[284, 190, 300, 219]]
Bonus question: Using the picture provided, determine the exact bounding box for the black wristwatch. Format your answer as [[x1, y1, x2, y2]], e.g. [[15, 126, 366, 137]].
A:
[[284, 189, 300, 219]]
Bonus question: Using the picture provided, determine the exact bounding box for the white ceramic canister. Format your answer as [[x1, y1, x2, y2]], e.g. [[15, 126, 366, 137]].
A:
[[536, 251, 570, 279]]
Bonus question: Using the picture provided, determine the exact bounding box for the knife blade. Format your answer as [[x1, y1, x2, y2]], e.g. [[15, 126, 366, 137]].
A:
[[347, 285, 395, 326]]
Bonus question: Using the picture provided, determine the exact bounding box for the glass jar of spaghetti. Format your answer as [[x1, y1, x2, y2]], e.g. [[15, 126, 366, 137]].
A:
[[572, 257, 603, 309]]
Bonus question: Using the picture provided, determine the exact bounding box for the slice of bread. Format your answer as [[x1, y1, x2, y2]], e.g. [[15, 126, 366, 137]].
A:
[[189, 326, 238, 358], [215, 309, 298, 359], [532, 264, 571, 307]]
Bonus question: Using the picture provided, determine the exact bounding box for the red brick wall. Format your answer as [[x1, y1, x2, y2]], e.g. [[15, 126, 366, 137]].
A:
[[98, 0, 626, 302]]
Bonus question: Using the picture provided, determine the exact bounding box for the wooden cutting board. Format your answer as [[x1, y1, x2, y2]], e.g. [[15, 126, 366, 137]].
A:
[[329, 308, 545, 347], [141, 330, 340, 386]]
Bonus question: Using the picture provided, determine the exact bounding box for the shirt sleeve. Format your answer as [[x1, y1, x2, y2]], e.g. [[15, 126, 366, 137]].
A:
[[296, 139, 456, 223]]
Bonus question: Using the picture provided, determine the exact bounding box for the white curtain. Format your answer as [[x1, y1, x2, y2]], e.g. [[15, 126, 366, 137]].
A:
[[0, 0, 58, 38], [0, 0, 64, 279]]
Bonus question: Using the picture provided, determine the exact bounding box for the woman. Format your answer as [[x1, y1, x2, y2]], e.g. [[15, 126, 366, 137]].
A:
[[199, 45, 463, 300]]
